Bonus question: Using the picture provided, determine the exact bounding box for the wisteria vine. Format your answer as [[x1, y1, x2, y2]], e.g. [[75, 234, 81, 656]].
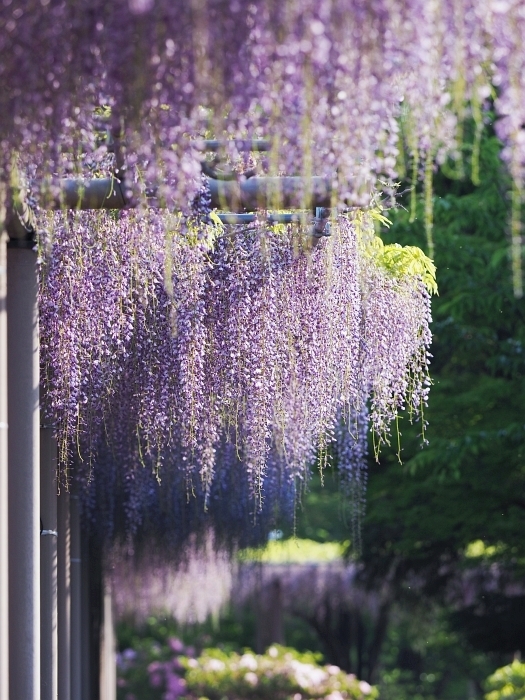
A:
[[2, 0, 523, 190], [3, 1, 525, 295], [37, 202, 434, 547]]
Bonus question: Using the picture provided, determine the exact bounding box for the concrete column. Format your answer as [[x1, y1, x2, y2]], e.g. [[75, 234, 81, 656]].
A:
[[70, 493, 82, 700], [100, 580, 116, 700], [0, 229, 9, 700], [41, 427, 58, 700], [7, 245, 40, 700], [57, 490, 71, 700]]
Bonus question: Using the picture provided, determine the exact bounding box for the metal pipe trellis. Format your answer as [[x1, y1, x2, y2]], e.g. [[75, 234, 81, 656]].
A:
[[47, 174, 331, 213]]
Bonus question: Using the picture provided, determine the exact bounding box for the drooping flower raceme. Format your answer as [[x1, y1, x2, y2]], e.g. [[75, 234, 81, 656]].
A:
[[38, 207, 434, 545], [1, 0, 523, 202], [4, 1, 525, 299]]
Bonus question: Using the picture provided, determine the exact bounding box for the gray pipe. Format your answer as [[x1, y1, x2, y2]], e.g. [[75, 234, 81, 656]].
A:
[[80, 531, 92, 700], [200, 139, 271, 152], [57, 490, 71, 700], [43, 175, 331, 212], [70, 493, 82, 700], [40, 427, 58, 700], [100, 579, 116, 700], [53, 178, 127, 211], [208, 176, 331, 211]]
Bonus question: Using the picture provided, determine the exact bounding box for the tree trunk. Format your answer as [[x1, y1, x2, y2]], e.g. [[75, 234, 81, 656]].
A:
[[255, 578, 284, 652]]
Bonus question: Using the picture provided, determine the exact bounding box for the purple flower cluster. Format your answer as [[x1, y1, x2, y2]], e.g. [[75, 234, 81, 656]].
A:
[[117, 637, 191, 700], [235, 560, 372, 622], [38, 210, 432, 545], [360, 267, 432, 444], [147, 637, 191, 700], [1, 1, 524, 206]]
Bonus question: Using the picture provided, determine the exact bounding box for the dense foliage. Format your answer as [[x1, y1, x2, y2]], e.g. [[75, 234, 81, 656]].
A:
[[361, 131, 525, 600], [350, 131, 525, 693], [484, 660, 525, 700]]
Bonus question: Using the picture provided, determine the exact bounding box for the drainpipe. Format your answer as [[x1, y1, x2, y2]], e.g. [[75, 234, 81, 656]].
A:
[[40, 425, 58, 700], [57, 489, 71, 700]]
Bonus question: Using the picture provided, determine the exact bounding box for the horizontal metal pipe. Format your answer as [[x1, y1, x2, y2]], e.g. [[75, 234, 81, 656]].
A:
[[45, 176, 331, 213], [52, 179, 127, 210], [103, 138, 271, 157], [208, 176, 331, 211], [218, 212, 309, 225], [4, 176, 333, 243], [201, 139, 271, 152]]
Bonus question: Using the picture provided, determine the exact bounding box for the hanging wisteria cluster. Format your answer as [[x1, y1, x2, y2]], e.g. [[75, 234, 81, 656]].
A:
[[38, 204, 433, 545], [3, 1, 525, 295], [336, 403, 369, 552], [2, 1, 525, 199]]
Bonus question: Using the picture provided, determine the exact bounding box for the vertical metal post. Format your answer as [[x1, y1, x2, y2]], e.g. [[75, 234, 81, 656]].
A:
[[100, 579, 116, 700], [70, 493, 82, 700], [41, 427, 58, 700], [7, 245, 40, 700], [0, 228, 9, 700], [58, 490, 71, 700]]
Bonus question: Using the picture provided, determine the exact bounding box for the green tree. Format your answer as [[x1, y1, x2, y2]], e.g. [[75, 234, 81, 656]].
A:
[[363, 133, 525, 571], [353, 132, 525, 693]]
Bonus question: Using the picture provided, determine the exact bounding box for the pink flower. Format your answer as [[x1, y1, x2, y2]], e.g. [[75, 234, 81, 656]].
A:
[[168, 638, 185, 654]]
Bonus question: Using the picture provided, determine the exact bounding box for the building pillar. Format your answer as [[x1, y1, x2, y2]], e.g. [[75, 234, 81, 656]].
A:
[[7, 245, 40, 700], [81, 531, 94, 700], [0, 228, 9, 700]]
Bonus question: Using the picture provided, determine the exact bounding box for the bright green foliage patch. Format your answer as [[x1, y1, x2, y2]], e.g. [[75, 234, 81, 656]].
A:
[[370, 239, 438, 295], [349, 208, 438, 295], [240, 538, 346, 564], [485, 660, 525, 700]]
